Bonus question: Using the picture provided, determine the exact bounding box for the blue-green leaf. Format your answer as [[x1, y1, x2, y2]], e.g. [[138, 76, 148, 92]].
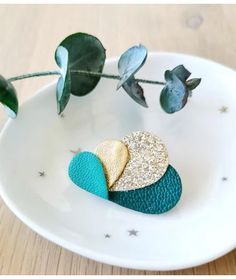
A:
[[57, 32, 106, 96], [122, 76, 148, 108], [160, 70, 188, 114], [117, 44, 147, 89], [0, 75, 18, 118], [172, 65, 191, 82], [55, 46, 71, 114], [186, 78, 201, 90]]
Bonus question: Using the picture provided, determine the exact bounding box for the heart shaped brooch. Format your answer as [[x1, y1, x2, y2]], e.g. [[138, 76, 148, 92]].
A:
[[68, 131, 182, 214]]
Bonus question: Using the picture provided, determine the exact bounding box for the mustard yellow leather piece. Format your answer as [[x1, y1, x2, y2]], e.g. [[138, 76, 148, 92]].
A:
[[95, 140, 129, 188]]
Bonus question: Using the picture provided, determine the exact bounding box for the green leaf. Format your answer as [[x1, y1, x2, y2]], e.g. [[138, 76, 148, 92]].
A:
[[186, 78, 201, 90], [117, 44, 147, 89], [160, 70, 188, 114], [0, 75, 18, 118], [122, 76, 148, 108], [172, 65, 191, 82], [55, 46, 71, 114], [117, 44, 148, 108], [57, 32, 106, 96]]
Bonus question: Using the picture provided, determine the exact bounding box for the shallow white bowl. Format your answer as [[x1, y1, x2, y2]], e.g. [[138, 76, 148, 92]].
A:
[[0, 53, 235, 271]]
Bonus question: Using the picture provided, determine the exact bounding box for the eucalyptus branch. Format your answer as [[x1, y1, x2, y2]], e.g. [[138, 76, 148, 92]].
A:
[[8, 69, 166, 86], [7, 70, 60, 82], [1, 32, 201, 119], [70, 70, 166, 85]]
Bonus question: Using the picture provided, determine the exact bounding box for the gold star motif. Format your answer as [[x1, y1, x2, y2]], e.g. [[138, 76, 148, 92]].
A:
[[38, 171, 45, 177], [219, 106, 228, 113], [70, 148, 81, 154], [104, 234, 111, 238], [128, 229, 138, 236]]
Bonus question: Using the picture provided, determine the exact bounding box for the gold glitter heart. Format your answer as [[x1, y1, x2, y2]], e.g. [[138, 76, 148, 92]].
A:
[[110, 131, 169, 191], [95, 140, 129, 188]]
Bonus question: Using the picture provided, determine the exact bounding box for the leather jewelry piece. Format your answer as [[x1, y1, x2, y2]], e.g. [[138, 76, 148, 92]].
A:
[[68, 151, 108, 199], [109, 165, 182, 214], [68, 131, 182, 214], [94, 140, 129, 188], [111, 131, 169, 191]]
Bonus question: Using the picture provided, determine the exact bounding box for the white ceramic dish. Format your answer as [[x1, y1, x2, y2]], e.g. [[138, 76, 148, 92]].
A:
[[0, 53, 235, 271]]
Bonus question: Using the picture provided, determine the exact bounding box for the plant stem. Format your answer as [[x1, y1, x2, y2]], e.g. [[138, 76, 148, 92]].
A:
[[71, 70, 165, 85], [8, 69, 165, 86], [7, 70, 60, 82]]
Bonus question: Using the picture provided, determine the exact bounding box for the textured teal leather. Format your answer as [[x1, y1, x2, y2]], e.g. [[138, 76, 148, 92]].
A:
[[109, 165, 182, 214], [68, 151, 108, 199]]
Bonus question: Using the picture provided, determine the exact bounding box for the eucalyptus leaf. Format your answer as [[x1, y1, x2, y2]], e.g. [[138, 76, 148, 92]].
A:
[[117, 44, 147, 89], [55, 46, 71, 114], [57, 32, 106, 96], [186, 78, 201, 90], [122, 77, 148, 108], [172, 65, 191, 82], [160, 70, 188, 114], [0, 75, 18, 118]]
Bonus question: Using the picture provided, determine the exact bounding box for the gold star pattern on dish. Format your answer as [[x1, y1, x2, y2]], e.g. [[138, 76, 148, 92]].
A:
[[219, 106, 228, 113], [104, 234, 111, 238], [128, 229, 138, 236], [70, 148, 81, 154], [38, 171, 45, 177]]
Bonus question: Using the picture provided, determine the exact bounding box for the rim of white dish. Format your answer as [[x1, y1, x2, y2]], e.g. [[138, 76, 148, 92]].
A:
[[0, 52, 235, 271]]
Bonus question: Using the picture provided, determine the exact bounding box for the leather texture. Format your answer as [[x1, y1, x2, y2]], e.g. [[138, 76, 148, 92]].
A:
[[68, 151, 108, 199], [94, 140, 129, 188], [111, 131, 169, 192], [109, 165, 182, 214]]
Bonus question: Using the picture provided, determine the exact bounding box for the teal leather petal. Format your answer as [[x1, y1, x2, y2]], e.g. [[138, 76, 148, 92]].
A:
[[68, 151, 108, 199], [109, 165, 182, 214]]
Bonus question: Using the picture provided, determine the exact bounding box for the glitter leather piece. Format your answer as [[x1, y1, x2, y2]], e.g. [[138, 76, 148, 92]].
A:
[[95, 140, 129, 188], [110, 131, 169, 191]]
